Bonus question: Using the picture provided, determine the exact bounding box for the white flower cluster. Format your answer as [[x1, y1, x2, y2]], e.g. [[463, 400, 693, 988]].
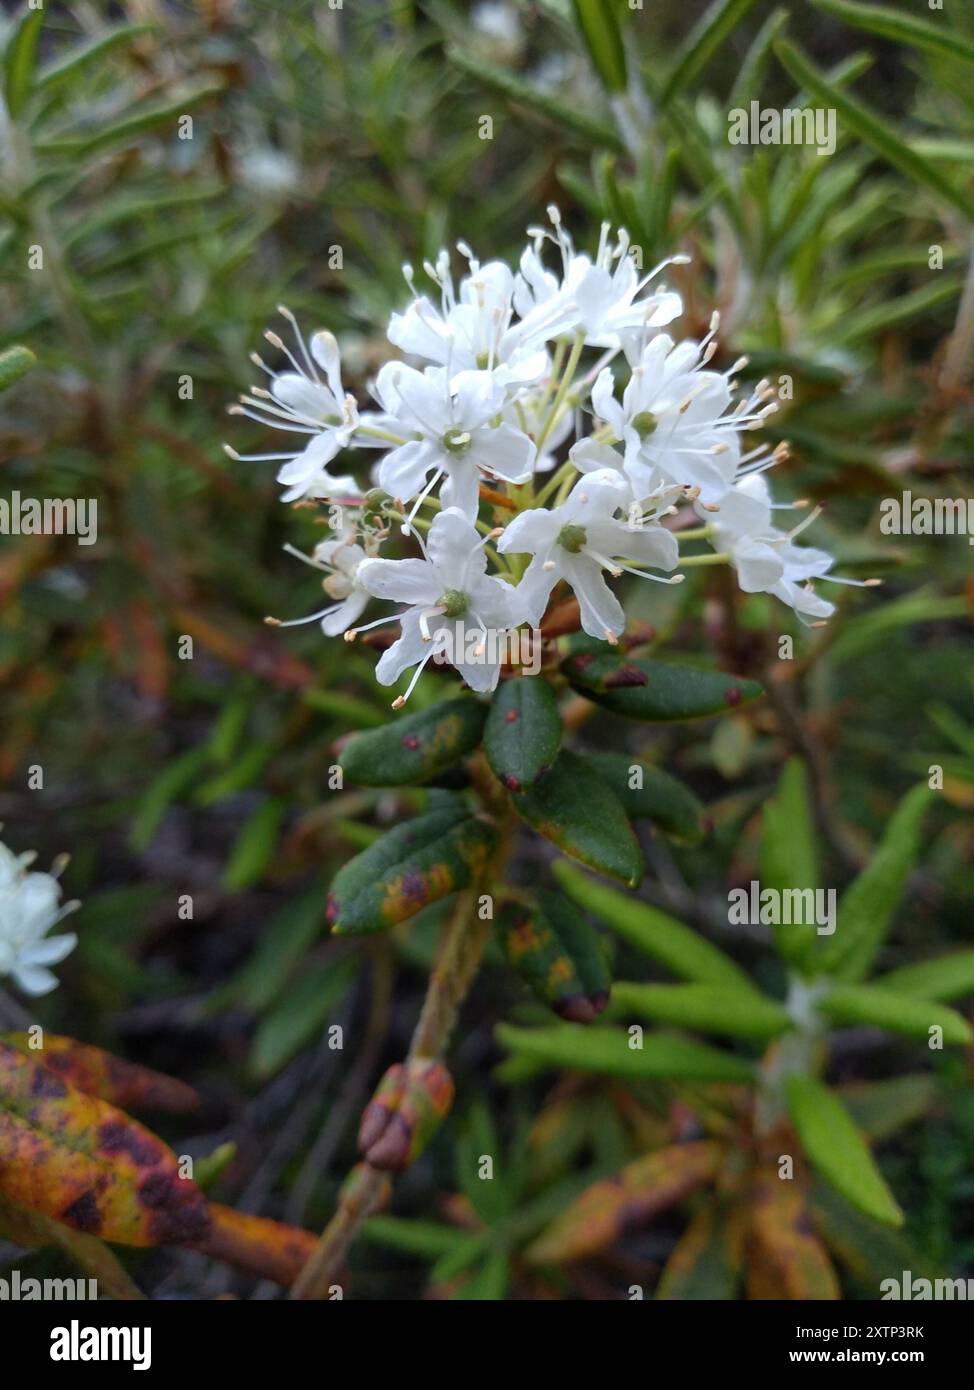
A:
[[230, 210, 868, 703], [0, 836, 79, 997]]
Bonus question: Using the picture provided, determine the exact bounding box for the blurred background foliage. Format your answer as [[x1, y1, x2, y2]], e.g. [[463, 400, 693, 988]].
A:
[[0, 0, 972, 1297]]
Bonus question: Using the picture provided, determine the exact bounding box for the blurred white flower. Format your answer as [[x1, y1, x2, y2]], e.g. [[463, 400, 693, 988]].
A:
[[269, 519, 383, 637], [355, 508, 524, 701], [227, 312, 361, 502], [0, 839, 79, 997], [498, 469, 680, 640]]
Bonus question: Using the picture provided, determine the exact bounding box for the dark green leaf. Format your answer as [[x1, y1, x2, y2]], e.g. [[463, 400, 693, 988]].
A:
[[572, 0, 628, 94], [327, 804, 496, 935], [484, 677, 562, 792], [497, 1023, 755, 1083], [581, 750, 704, 843], [3, 7, 44, 118], [340, 697, 486, 786], [562, 651, 763, 721], [511, 749, 643, 887], [498, 890, 611, 1023]]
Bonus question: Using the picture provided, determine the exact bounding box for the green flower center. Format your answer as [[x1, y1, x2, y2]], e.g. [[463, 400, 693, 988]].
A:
[[476, 351, 491, 369], [631, 411, 658, 439], [442, 427, 473, 454], [438, 588, 469, 618], [557, 523, 587, 554]]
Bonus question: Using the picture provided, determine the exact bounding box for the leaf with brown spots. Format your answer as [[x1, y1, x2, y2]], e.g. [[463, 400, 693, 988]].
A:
[[339, 697, 486, 786], [498, 891, 610, 1022], [0, 1192, 144, 1299], [327, 802, 496, 935], [195, 1204, 319, 1286], [0, 1033, 199, 1114], [747, 1176, 841, 1299], [0, 1036, 210, 1248], [525, 1141, 724, 1264], [562, 652, 763, 721]]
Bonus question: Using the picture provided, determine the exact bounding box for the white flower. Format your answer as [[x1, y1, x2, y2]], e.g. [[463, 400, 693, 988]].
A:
[[270, 518, 383, 637], [705, 473, 869, 624], [388, 249, 549, 390], [0, 839, 79, 997], [354, 508, 524, 702], [504, 383, 574, 473], [372, 363, 534, 523], [513, 208, 685, 350], [228, 311, 362, 503], [497, 469, 680, 640], [592, 329, 778, 505]]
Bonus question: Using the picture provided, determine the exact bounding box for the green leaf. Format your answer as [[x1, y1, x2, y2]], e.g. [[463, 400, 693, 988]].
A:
[[249, 957, 355, 1078], [498, 891, 611, 1023], [562, 651, 763, 721], [784, 1076, 903, 1227], [36, 83, 226, 159], [819, 784, 932, 981], [3, 7, 44, 118], [660, 0, 759, 107], [554, 859, 757, 992], [728, 6, 790, 110], [0, 345, 36, 392], [326, 804, 496, 935], [511, 749, 643, 887], [813, 0, 974, 72], [496, 1023, 755, 1083], [809, 1185, 942, 1287], [362, 1215, 475, 1259], [572, 0, 627, 94], [446, 47, 624, 152], [657, 1202, 742, 1299], [581, 750, 704, 844], [774, 39, 972, 222], [612, 982, 790, 1041], [819, 983, 971, 1046], [339, 697, 486, 786], [484, 677, 562, 792], [761, 759, 819, 969], [225, 889, 325, 1014], [838, 1075, 936, 1143], [35, 24, 155, 94], [129, 747, 210, 852], [875, 950, 974, 1003], [221, 797, 286, 892]]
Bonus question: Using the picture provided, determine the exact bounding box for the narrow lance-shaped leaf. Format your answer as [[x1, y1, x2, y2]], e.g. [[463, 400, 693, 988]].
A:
[[660, 0, 759, 107], [526, 1142, 723, 1264], [571, 0, 628, 94], [327, 803, 496, 935], [813, 0, 974, 72], [0, 1033, 199, 1114], [554, 859, 758, 993], [819, 784, 932, 981], [774, 39, 972, 222], [498, 891, 610, 1023], [761, 758, 820, 970], [819, 983, 972, 1045], [657, 1202, 744, 1300], [511, 749, 643, 888], [612, 982, 790, 1042], [874, 950, 974, 1004], [748, 1176, 841, 1299], [340, 697, 486, 786], [581, 750, 704, 844], [0, 1039, 210, 1247], [3, 7, 44, 118], [562, 650, 763, 721], [484, 677, 561, 792], [784, 1075, 903, 1227], [496, 1022, 756, 1084]]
